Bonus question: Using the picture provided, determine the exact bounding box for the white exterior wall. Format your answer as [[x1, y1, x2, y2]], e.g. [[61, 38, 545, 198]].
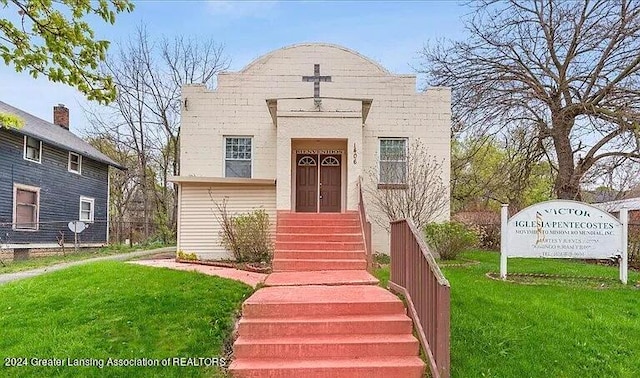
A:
[[178, 43, 450, 256], [363, 87, 451, 253], [178, 185, 276, 260]]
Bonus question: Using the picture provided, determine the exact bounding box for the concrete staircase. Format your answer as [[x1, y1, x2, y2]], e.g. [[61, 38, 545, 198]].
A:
[[229, 212, 425, 378], [273, 212, 367, 272]]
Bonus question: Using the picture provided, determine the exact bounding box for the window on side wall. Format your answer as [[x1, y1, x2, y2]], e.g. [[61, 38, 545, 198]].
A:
[[79, 197, 95, 223], [379, 138, 408, 185], [14, 185, 40, 231], [224, 137, 252, 178], [23, 136, 42, 163], [68, 152, 82, 174]]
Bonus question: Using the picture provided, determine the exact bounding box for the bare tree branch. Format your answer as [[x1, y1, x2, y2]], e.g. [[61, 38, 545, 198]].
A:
[[365, 140, 448, 231], [85, 24, 229, 241], [421, 0, 640, 200]]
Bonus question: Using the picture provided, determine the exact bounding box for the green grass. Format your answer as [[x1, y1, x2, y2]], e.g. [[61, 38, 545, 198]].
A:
[[375, 251, 640, 377], [436, 257, 475, 266], [375, 264, 390, 288], [0, 243, 169, 274], [0, 261, 252, 377]]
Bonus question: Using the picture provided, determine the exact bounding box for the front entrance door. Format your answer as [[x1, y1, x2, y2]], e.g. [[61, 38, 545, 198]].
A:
[[295, 155, 318, 212], [295, 154, 342, 212], [319, 155, 341, 212]]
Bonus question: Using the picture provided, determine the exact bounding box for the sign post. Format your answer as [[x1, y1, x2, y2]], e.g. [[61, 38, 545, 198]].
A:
[[500, 200, 628, 284], [500, 204, 508, 280], [620, 208, 628, 285]]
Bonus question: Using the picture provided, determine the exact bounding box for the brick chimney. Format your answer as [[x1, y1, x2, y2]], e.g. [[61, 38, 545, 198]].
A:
[[53, 104, 69, 130]]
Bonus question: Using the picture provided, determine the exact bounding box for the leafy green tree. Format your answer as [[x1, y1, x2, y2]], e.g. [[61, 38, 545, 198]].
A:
[[452, 135, 554, 212], [0, 113, 23, 129], [0, 0, 134, 103]]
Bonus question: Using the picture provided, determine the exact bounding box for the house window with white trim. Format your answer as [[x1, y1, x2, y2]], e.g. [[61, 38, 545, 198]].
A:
[[379, 138, 408, 184], [224, 137, 252, 178], [68, 152, 82, 174], [79, 197, 95, 223], [14, 185, 39, 230], [23, 136, 42, 163]]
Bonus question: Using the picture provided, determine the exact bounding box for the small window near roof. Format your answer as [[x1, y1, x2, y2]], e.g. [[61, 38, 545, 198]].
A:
[[23, 136, 42, 163], [68, 152, 82, 174], [79, 197, 94, 223]]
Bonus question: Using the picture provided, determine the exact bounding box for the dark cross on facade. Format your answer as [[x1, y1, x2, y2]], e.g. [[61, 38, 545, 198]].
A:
[[302, 64, 331, 106]]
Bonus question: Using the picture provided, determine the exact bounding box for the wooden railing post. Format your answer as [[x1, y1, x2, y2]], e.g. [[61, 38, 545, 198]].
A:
[[405, 222, 410, 289], [436, 285, 451, 377], [390, 222, 396, 284]]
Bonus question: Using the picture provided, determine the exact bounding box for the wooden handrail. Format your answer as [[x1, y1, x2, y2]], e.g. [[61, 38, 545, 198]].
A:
[[389, 218, 451, 378], [391, 219, 450, 286], [358, 177, 373, 273]]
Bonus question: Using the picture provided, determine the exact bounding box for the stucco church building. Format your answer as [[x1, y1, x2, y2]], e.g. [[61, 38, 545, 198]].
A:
[[172, 43, 451, 260]]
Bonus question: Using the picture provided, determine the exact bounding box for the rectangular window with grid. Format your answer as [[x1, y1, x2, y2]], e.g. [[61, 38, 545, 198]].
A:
[[68, 152, 82, 174], [379, 138, 407, 184], [79, 197, 94, 222], [14, 185, 39, 230], [24, 136, 41, 163], [224, 137, 252, 178]]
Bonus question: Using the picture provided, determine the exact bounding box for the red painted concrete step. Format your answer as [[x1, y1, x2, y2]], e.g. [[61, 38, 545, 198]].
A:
[[275, 241, 364, 250], [277, 218, 360, 227], [234, 334, 419, 358], [241, 286, 406, 318], [237, 314, 413, 336], [276, 233, 363, 242], [273, 258, 366, 271], [275, 250, 365, 259], [229, 356, 425, 378], [277, 225, 362, 234], [277, 212, 359, 219], [264, 270, 378, 286]]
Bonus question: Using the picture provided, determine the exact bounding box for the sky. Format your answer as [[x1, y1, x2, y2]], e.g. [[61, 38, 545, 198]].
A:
[[0, 0, 469, 135]]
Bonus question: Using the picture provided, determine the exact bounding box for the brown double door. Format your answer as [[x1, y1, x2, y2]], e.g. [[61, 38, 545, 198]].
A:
[[295, 154, 341, 213]]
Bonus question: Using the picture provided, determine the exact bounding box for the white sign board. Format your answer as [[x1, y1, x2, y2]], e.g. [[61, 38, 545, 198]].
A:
[[500, 200, 628, 284]]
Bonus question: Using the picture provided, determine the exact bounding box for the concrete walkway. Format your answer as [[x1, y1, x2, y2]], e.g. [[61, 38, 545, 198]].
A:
[[129, 259, 267, 288], [0, 247, 175, 285]]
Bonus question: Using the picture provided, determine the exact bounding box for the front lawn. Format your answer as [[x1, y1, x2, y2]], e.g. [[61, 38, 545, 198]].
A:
[[0, 261, 252, 377], [376, 251, 640, 377], [0, 243, 170, 274]]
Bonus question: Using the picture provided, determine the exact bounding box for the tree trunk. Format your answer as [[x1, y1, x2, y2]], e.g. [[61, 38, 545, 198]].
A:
[[555, 175, 582, 200], [552, 129, 581, 200], [141, 154, 149, 239], [172, 135, 179, 236]]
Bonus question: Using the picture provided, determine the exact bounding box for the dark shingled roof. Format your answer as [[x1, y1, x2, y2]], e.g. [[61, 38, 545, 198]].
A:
[[0, 100, 125, 170]]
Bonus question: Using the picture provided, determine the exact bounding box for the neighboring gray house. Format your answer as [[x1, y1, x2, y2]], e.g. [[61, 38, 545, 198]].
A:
[[594, 197, 640, 223], [0, 101, 124, 249]]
